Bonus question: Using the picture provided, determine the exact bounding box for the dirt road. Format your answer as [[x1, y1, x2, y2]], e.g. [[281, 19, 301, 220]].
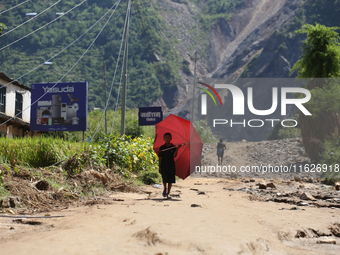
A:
[[1, 139, 339, 254], [0, 176, 339, 255]]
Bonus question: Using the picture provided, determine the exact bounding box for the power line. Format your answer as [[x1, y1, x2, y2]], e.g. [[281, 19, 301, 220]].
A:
[[0, 0, 122, 128], [109, 5, 130, 134], [91, 0, 128, 141], [1, 0, 62, 37], [0, 1, 123, 89], [106, 82, 190, 87], [0, 0, 31, 15], [0, 0, 87, 52]]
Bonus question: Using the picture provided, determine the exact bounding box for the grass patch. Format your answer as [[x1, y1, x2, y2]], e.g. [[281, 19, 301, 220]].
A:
[[0, 184, 11, 197], [0, 137, 89, 168]]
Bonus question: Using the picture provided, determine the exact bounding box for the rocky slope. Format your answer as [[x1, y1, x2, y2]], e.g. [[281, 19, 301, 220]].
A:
[[158, 0, 308, 141], [210, 0, 304, 78], [200, 138, 312, 178]]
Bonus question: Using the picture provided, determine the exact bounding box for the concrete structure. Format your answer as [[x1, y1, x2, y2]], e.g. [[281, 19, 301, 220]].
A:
[[0, 72, 37, 138]]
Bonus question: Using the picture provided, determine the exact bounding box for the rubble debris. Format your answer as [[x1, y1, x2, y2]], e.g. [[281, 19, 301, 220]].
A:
[[13, 219, 42, 225], [83, 169, 112, 185], [335, 182, 340, 191], [191, 204, 202, 207], [266, 182, 276, 189], [329, 222, 340, 237], [0, 196, 22, 208], [295, 230, 307, 238], [300, 192, 315, 201], [133, 227, 162, 246], [258, 182, 267, 189], [316, 239, 336, 245]]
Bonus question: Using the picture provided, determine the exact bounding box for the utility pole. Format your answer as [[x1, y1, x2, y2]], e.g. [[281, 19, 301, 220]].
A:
[[121, 0, 131, 136], [104, 64, 107, 135], [190, 51, 200, 122]]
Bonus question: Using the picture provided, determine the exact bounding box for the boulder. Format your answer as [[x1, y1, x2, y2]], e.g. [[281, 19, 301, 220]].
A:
[[266, 182, 276, 189], [300, 192, 315, 201], [335, 182, 340, 191], [258, 182, 267, 189], [294, 176, 302, 182]]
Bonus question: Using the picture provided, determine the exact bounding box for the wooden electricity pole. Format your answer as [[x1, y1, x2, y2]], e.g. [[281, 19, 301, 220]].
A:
[[190, 51, 200, 122], [104, 64, 107, 135]]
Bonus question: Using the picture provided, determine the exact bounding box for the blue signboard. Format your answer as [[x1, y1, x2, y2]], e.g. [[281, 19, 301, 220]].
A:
[[30, 82, 88, 132], [139, 107, 163, 126]]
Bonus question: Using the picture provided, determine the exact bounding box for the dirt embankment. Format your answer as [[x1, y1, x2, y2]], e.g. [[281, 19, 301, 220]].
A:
[[0, 164, 139, 215]]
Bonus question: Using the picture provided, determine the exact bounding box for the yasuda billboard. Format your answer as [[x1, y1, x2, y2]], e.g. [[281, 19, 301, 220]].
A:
[[30, 82, 88, 132]]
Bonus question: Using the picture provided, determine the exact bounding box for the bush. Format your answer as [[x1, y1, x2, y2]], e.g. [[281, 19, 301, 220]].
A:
[[125, 119, 142, 138], [267, 121, 283, 140], [193, 119, 218, 143], [90, 135, 158, 173], [277, 128, 301, 139], [320, 137, 340, 183], [267, 117, 301, 140], [139, 170, 161, 185], [182, 61, 191, 75]]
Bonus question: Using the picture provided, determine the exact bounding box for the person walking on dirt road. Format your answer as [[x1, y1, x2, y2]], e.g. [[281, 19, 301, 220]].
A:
[[217, 138, 226, 165]]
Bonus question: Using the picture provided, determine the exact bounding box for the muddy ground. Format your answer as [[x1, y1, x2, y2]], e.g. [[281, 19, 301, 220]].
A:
[[0, 138, 339, 254]]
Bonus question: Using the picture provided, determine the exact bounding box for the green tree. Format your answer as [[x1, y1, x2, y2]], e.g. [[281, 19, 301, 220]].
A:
[[193, 119, 217, 143], [291, 23, 340, 78], [291, 23, 340, 161], [0, 23, 6, 36]]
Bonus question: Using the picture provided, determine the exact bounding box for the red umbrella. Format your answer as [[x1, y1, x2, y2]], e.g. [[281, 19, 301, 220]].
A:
[[153, 114, 203, 179]]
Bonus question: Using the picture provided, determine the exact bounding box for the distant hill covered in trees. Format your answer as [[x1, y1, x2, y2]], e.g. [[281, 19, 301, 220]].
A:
[[0, 0, 243, 110], [0, 0, 184, 110]]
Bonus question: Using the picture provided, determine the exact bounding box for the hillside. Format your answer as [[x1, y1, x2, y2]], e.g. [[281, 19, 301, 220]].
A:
[[0, 0, 185, 110], [0, 0, 242, 111], [167, 0, 340, 141]]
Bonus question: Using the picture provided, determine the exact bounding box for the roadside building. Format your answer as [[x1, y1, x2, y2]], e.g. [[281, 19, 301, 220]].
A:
[[0, 72, 35, 138]]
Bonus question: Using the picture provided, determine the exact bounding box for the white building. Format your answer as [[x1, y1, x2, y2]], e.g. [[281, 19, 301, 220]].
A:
[[0, 72, 36, 138]]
